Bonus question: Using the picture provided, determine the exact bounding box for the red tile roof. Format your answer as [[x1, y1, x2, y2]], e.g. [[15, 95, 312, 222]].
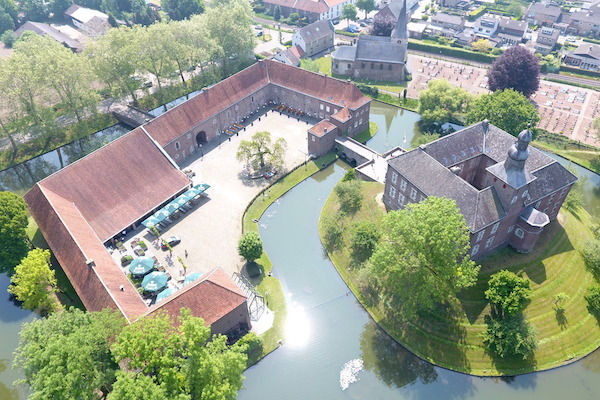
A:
[[309, 120, 337, 137], [146, 268, 246, 326], [143, 60, 370, 147], [331, 107, 351, 123], [263, 0, 329, 14], [289, 45, 304, 59], [33, 128, 190, 242]]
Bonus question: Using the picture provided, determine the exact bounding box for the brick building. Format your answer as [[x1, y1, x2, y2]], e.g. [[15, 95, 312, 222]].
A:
[[263, 0, 355, 22], [564, 43, 600, 71], [382, 121, 577, 259], [331, 0, 408, 82], [535, 26, 559, 55], [525, 2, 562, 27], [292, 19, 334, 57], [568, 2, 600, 37]]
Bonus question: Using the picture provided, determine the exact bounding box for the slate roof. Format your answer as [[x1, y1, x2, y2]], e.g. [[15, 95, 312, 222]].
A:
[[297, 19, 333, 43], [431, 12, 463, 27], [332, 45, 357, 61], [65, 4, 109, 23], [527, 2, 562, 18], [569, 43, 600, 61], [498, 18, 527, 34], [355, 35, 407, 63], [14, 21, 83, 52], [388, 148, 505, 231], [527, 162, 577, 203], [144, 59, 369, 147], [520, 206, 550, 228]]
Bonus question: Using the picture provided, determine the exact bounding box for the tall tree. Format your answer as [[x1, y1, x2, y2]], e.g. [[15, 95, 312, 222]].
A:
[[0, 191, 29, 273], [85, 26, 144, 105], [488, 45, 540, 98], [8, 249, 57, 312], [13, 308, 125, 400], [236, 131, 287, 170], [370, 197, 480, 317], [355, 0, 376, 19], [342, 3, 358, 24], [20, 0, 50, 21], [485, 270, 531, 319], [163, 0, 204, 20], [140, 23, 178, 94], [107, 371, 169, 400], [466, 89, 539, 136], [418, 79, 472, 132], [238, 232, 263, 264]]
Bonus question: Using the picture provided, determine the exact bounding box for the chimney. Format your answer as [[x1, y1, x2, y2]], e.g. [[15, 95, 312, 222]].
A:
[[86, 259, 95, 269], [119, 285, 124, 291], [324, 128, 328, 133], [482, 119, 490, 133]]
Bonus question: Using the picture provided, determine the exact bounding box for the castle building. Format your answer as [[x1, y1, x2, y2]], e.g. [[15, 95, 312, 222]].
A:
[[331, 0, 408, 82], [382, 121, 577, 259]]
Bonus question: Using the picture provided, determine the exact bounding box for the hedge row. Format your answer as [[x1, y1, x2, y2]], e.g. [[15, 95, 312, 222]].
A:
[[468, 6, 486, 21], [407, 40, 498, 63], [559, 65, 600, 79], [582, 37, 600, 45]]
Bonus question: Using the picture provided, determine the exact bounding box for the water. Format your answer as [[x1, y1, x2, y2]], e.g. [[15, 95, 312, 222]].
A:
[[147, 90, 202, 117], [239, 160, 600, 399], [367, 102, 422, 153]]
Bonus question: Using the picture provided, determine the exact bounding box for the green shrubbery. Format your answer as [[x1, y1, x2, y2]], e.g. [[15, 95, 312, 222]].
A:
[[408, 40, 498, 63]]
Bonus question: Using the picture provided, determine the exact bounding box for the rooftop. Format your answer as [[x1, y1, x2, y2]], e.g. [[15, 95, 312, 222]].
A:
[[65, 4, 109, 23], [309, 120, 337, 137], [297, 19, 334, 42]]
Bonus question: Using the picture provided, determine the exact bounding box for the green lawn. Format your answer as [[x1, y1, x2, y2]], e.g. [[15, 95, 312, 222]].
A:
[[242, 152, 337, 357], [320, 180, 600, 375], [533, 140, 600, 174]]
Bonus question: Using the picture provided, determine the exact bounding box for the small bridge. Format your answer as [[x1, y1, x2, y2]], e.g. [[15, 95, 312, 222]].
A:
[[111, 103, 155, 128], [232, 272, 266, 321], [335, 137, 406, 183]]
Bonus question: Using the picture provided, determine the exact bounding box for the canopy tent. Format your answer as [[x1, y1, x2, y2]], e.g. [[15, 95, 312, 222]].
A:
[[142, 271, 168, 292], [156, 287, 177, 302], [183, 272, 203, 286], [129, 256, 155, 276]]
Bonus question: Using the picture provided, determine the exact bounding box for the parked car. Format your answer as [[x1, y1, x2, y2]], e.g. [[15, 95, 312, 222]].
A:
[[345, 25, 360, 33], [161, 236, 181, 250], [566, 35, 576, 42], [365, 18, 373, 24], [256, 30, 263, 37], [359, 21, 367, 27]]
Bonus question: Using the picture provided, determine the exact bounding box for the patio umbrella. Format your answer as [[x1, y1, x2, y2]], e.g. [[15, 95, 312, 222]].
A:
[[183, 187, 201, 199], [142, 271, 168, 292], [142, 216, 161, 228], [174, 197, 188, 207], [129, 256, 155, 276], [194, 183, 211, 192], [164, 201, 179, 213], [153, 209, 171, 220], [183, 272, 203, 286], [156, 287, 176, 303]]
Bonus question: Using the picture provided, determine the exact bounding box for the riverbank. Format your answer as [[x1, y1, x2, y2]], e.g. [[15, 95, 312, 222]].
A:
[[242, 152, 338, 358], [319, 179, 600, 376], [533, 131, 600, 174]]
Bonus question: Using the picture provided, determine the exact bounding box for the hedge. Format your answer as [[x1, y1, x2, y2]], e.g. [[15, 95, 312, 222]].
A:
[[408, 40, 498, 63], [559, 65, 600, 79], [468, 5, 486, 21], [336, 29, 359, 37], [582, 37, 600, 45]]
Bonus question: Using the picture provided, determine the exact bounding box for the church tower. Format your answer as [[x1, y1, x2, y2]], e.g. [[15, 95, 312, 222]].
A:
[[391, 0, 408, 44]]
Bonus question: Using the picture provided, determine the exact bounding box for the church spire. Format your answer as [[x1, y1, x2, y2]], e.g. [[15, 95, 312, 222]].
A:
[[505, 126, 532, 172], [391, 0, 408, 41]]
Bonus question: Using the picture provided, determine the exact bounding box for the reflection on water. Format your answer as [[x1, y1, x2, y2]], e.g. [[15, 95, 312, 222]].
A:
[[367, 101, 422, 153], [285, 303, 311, 348]]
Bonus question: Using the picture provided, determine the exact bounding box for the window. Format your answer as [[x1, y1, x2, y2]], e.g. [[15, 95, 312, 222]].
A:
[[398, 193, 405, 205], [515, 228, 525, 239], [507, 225, 514, 233], [388, 65, 392, 70], [187, 133, 191, 139], [491, 222, 499, 234], [400, 179, 407, 191], [485, 236, 495, 249], [361, 63, 365, 69], [471, 244, 479, 256], [380, 64, 383, 70], [320, 104, 324, 110], [371, 63, 374, 69], [419, 195, 425, 202], [476, 229, 485, 242], [311, 135, 315, 142], [511, 195, 518, 205], [535, 200, 542, 208], [347, 64, 351, 69], [213, 119, 217, 125], [326, 106, 330, 113], [389, 186, 397, 199], [522, 190, 529, 199], [391, 171, 398, 184], [175, 142, 180, 150], [335, 63, 339, 69], [410, 188, 417, 200], [334, 109, 338, 114], [359, 118, 363, 124]]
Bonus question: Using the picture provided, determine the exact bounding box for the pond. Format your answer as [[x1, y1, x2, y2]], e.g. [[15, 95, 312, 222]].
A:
[[239, 102, 600, 399]]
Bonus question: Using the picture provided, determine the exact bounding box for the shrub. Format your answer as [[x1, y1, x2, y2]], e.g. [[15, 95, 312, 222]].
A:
[[238, 232, 263, 263], [485, 270, 531, 318], [349, 221, 381, 263], [120, 255, 133, 266], [553, 292, 569, 311], [1, 30, 16, 48], [322, 215, 344, 251], [234, 332, 263, 366], [483, 315, 537, 360], [585, 285, 600, 314], [341, 169, 356, 182], [335, 180, 363, 214], [138, 240, 148, 251], [581, 240, 600, 277]]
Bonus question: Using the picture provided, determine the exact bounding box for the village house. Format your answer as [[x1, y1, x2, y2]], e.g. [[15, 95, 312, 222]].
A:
[[564, 43, 600, 71], [525, 1, 563, 27], [14, 21, 84, 52], [292, 19, 334, 57], [273, 45, 303, 66], [374, 0, 417, 26], [431, 12, 464, 32], [64, 4, 111, 37], [497, 17, 527, 46], [382, 121, 576, 259], [567, 1, 600, 38], [262, 0, 354, 23], [535, 26, 559, 55]]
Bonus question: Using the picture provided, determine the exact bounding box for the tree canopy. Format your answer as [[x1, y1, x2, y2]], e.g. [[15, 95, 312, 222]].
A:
[[488, 45, 540, 98], [485, 270, 531, 319], [483, 315, 537, 360], [238, 232, 263, 263], [418, 79, 472, 133], [14, 308, 126, 400], [350, 220, 380, 263], [107, 371, 169, 400], [334, 179, 363, 215], [0, 191, 29, 273], [163, 0, 204, 21], [8, 249, 57, 312], [370, 197, 479, 317], [236, 131, 287, 170], [342, 3, 357, 22], [466, 89, 539, 136], [355, 0, 375, 19]]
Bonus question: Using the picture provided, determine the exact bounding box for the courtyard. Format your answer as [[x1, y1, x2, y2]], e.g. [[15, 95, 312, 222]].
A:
[[114, 110, 312, 303]]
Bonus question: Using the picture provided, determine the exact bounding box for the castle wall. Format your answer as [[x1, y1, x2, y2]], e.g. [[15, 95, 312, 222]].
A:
[[332, 59, 406, 83]]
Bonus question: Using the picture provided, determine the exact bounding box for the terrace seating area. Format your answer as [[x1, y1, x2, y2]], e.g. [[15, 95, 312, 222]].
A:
[[141, 183, 210, 231], [274, 103, 306, 117]]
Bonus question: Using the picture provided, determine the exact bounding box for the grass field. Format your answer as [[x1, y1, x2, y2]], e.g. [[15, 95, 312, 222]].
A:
[[320, 180, 600, 376], [533, 139, 600, 174], [242, 152, 337, 357]]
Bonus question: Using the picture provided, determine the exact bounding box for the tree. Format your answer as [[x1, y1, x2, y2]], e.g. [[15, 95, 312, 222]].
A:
[[472, 38, 491, 53], [8, 249, 57, 312], [14, 308, 125, 400], [466, 89, 539, 136], [163, 0, 204, 20], [0, 10, 15, 35], [238, 232, 263, 263], [356, 0, 375, 19], [49, 0, 74, 16], [553, 292, 569, 312], [564, 182, 583, 212], [111, 309, 247, 399], [488, 45, 540, 98], [107, 371, 168, 400], [370, 197, 479, 317], [350, 220, 381, 263], [418, 79, 472, 132], [483, 315, 537, 360], [236, 131, 287, 170], [20, 0, 50, 21], [581, 239, 600, 278], [0, 29, 15, 47], [341, 168, 356, 182], [322, 214, 344, 251], [586, 285, 600, 314], [274, 5, 281, 21], [139, 23, 177, 95], [485, 270, 531, 319], [233, 332, 263, 367], [334, 179, 363, 215], [342, 3, 358, 24], [0, 191, 29, 273]]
